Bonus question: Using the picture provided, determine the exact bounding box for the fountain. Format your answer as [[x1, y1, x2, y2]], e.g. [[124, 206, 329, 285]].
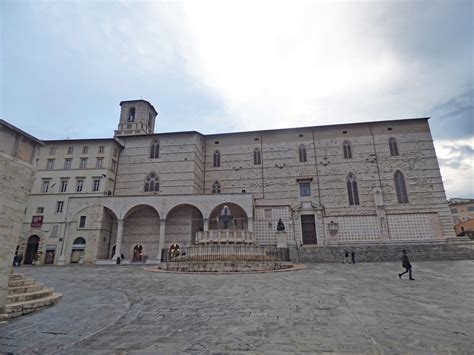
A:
[[148, 206, 300, 273]]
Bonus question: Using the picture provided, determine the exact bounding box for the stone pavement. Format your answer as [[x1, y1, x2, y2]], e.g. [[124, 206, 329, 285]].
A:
[[0, 261, 473, 354]]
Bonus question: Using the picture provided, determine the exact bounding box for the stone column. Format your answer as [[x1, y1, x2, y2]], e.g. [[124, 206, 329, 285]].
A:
[[157, 219, 166, 262], [203, 218, 209, 232], [112, 219, 124, 260], [248, 217, 254, 233], [57, 222, 71, 265]]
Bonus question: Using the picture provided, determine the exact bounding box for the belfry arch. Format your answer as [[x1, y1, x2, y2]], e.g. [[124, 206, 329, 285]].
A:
[[209, 203, 248, 231]]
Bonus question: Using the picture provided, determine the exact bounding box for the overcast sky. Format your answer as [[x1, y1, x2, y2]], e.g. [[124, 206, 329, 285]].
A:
[[1, 0, 472, 198]]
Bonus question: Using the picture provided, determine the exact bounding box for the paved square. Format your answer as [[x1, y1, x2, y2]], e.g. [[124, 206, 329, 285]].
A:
[[1, 261, 473, 354]]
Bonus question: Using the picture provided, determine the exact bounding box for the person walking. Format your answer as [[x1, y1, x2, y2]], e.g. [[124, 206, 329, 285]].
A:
[[399, 250, 414, 280], [343, 250, 349, 264], [351, 250, 356, 264]]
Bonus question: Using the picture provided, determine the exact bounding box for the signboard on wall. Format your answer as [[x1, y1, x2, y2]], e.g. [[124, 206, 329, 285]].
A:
[[31, 215, 43, 228]]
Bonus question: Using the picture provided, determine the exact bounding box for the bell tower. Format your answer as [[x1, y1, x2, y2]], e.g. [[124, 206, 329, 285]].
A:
[[114, 99, 158, 137]]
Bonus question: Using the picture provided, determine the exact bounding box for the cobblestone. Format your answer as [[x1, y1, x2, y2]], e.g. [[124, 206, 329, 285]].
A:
[[1, 260, 473, 354]]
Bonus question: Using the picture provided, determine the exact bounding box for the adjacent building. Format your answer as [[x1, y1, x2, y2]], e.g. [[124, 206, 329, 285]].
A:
[[13, 99, 455, 265], [448, 198, 474, 238]]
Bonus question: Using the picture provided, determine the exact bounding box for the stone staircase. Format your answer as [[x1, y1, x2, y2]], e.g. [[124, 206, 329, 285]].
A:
[[0, 273, 62, 320]]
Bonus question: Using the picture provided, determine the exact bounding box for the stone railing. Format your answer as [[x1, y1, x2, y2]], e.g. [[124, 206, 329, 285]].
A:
[[195, 230, 255, 244]]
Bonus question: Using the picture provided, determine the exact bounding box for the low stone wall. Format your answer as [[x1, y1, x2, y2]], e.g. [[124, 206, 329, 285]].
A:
[[155, 261, 294, 272], [290, 240, 474, 263]]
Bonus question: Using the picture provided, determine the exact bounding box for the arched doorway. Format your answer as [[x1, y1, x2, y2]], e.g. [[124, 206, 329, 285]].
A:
[[71, 237, 86, 263], [122, 205, 160, 261], [98, 207, 118, 259], [24, 235, 40, 264], [132, 244, 144, 262], [209, 203, 248, 231], [166, 204, 204, 246]]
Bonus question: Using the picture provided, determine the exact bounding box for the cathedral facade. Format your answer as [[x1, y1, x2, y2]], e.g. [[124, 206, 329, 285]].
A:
[[15, 100, 454, 265]]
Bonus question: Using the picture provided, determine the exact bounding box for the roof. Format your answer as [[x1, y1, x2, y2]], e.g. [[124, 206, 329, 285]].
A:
[[2, 115, 431, 144], [0, 119, 44, 145], [117, 116, 430, 139], [43, 137, 124, 147], [448, 198, 474, 206], [119, 99, 158, 115], [203, 117, 431, 137]]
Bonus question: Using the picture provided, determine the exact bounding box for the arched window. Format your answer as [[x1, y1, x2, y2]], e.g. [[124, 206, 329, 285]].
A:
[[213, 150, 221, 167], [394, 170, 409, 203], [128, 107, 136, 122], [73, 237, 86, 246], [150, 141, 160, 159], [343, 141, 352, 159], [346, 173, 360, 206], [253, 148, 261, 165], [389, 137, 399, 156], [144, 172, 160, 192], [298, 145, 307, 162], [212, 181, 221, 193]]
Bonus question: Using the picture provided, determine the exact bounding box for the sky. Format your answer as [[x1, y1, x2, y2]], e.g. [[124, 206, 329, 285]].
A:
[[0, 0, 473, 198]]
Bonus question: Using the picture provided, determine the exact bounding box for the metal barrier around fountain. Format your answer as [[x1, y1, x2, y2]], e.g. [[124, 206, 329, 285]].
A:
[[161, 244, 290, 263]]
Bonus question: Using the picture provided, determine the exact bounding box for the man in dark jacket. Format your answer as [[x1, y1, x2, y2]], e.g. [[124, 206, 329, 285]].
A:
[[399, 250, 414, 280]]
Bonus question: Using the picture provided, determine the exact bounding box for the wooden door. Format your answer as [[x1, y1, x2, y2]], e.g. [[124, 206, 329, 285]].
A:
[[301, 215, 317, 245], [71, 249, 83, 263], [24, 236, 40, 264]]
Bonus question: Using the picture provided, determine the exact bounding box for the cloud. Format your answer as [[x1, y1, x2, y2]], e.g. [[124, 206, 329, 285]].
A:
[[2, 1, 472, 138], [429, 89, 474, 140], [148, 0, 473, 133], [0, 1, 226, 139], [434, 139, 474, 198]]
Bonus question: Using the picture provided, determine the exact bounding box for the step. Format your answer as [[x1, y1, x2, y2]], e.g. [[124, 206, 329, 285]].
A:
[[8, 278, 34, 288], [9, 273, 25, 280], [7, 288, 53, 304], [8, 283, 44, 295], [5, 292, 63, 316]]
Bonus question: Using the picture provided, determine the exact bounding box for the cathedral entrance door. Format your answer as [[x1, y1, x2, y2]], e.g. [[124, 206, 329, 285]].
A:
[[24, 235, 40, 264], [301, 215, 317, 245]]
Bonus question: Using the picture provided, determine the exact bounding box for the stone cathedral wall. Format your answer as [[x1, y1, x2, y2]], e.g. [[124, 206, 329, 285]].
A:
[[109, 118, 453, 244]]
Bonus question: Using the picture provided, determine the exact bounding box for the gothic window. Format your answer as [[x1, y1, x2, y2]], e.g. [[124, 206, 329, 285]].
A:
[[213, 150, 221, 167], [128, 107, 136, 122], [394, 170, 409, 203], [389, 137, 399, 156], [343, 141, 352, 159], [144, 172, 160, 192], [212, 181, 221, 193], [150, 141, 160, 159], [298, 145, 307, 162], [253, 148, 261, 165], [346, 173, 360, 206]]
